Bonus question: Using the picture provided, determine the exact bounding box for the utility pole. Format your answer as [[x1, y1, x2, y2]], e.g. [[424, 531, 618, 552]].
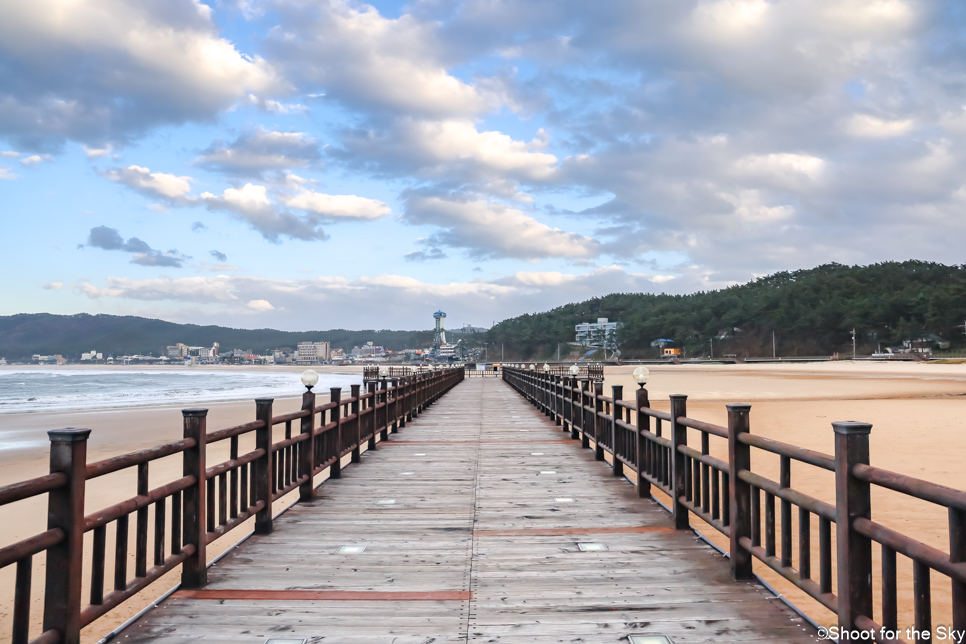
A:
[[710, 337, 713, 359], [851, 328, 856, 360], [772, 330, 776, 358], [501, 343, 504, 362]]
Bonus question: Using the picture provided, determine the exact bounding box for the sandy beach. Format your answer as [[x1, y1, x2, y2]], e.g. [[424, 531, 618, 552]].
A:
[[1, 361, 964, 640]]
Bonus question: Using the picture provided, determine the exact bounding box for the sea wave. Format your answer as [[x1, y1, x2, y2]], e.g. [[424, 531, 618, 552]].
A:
[[0, 369, 361, 414]]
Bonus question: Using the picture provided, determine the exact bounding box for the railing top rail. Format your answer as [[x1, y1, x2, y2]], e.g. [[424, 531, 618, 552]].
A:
[[677, 416, 728, 438], [737, 433, 835, 471], [86, 437, 197, 479], [853, 463, 966, 512], [207, 419, 265, 443], [0, 471, 67, 506], [271, 409, 311, 425]]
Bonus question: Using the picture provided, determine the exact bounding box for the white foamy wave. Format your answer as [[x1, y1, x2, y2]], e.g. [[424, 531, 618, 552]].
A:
[[0, 369, 361, 414]]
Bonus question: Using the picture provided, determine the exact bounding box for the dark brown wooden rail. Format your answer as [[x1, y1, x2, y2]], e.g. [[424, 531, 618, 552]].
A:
[[0, 367, 464, 644], [504, 366, 966, 644]]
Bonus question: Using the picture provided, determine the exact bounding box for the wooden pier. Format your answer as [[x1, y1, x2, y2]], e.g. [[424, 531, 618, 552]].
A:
[[121, 378, 816, 643], [4, 364, 965, 644]]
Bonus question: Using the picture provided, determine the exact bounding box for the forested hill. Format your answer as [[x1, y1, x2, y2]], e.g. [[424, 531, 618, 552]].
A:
[[0, 313, 428, 360], [486, 261, 966, 360]]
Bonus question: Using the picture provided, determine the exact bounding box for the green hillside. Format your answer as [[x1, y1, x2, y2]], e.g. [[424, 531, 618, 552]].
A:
[[485, 261, 966, 360], [0, 313, 432, 361]]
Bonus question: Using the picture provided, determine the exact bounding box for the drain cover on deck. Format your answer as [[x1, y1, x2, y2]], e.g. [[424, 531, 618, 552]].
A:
[[376, 499, 396, 504], [577, 542, 607, 551], [337, 545, 366, 554]]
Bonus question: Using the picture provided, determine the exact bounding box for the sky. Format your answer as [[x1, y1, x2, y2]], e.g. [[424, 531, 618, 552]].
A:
[[1, 0, 965, 332]]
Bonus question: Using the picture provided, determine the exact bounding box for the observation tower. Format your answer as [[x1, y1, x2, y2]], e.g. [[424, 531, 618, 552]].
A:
[[433, 310, 447, 351]]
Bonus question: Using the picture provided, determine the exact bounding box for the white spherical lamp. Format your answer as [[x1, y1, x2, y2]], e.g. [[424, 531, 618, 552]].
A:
[[633, 366, 650, 388], [300, 369, 319, 391]]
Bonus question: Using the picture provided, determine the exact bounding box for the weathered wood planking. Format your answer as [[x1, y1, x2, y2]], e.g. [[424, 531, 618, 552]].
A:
[[122, 378, 818, 643]]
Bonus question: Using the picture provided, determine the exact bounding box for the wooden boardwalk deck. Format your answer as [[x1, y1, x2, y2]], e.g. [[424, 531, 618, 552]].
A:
[[123, 378, 819, 643]]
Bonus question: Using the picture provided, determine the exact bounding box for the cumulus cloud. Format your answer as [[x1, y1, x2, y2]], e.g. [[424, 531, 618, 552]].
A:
[[338, 118, 558, 188], [404, 193, 600, 260], [0, 0, 283, 150], [194, 127, 321, 178], [280, 190, 391, 220], [266, 0, 501, 119], [201, 183, 328, 242], [0, 167, 18, 180], [82, 225, 190, 267], [104, 165, 194, 203]]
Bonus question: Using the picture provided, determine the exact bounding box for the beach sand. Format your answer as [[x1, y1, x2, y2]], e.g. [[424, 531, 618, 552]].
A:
[[1, 362, 964, 640]]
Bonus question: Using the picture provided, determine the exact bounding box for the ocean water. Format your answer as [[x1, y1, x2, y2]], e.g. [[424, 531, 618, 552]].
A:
[[0, 369, 362, 415]]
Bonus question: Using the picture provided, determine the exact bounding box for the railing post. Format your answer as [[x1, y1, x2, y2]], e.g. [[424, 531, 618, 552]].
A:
[[952, 506, 966, 636], [580, 379, 590, 448], [391, 378, 399, 432], [367, 381, 378, 450], [398, 378, 407, 428], [179, 408, 208, 587], [330, 388, 342, 479], [612, 385, 623, 477], [594, 381, 604, 461], [43, 428, 91, 644], [669, 394, 690, 530], [727, 403, 753, 580], [254, 399, 273, 534], [833, 421, 874, 634], [379, 379, 389, 441], [636, 387, 650, 498], [570, 377, 579, 440], [299, 389, 316, 501], [406, 375, 414, 422], [350, 384, 362, 463]]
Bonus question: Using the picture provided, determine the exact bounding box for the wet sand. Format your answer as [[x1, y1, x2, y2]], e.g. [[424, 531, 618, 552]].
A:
[[1, 362, 964, 640]]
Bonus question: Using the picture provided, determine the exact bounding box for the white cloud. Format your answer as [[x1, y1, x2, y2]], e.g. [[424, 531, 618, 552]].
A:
[[84, 145, 113, 159], [247, 299, 275, 311], [0, 0, 283, 147], [281, 190, 391, 220], [1, 151, 19, 158], [846, 114, 915, 138], [404, 194, 600, 259], [0, 167, 19, 180], [267, 0, 501, 118], [194, 127, 321, 177], [66, 265, 684, 328], [201, 183, 327, 242], [21, 154, 48, 166], [42, 281, 63, 290], [104, 165, 194, 202]]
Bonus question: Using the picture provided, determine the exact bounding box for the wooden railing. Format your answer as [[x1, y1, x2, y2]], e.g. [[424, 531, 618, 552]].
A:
[[0, 367, 464, 644], [503, 366, 965, 643]]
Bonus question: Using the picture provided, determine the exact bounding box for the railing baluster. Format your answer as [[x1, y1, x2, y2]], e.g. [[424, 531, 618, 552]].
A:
[[765, 491, 776, 558], [114, 514, 129, 591], [882, 544, 897, 632], [13, 557, 32, 644], [171, 490, 181, 556], [799, 508, 811, 580], [711, 468, 720, 521], [136, 462, 149, 578], [91, 525, 106, 605], [820, 516, 832, 594], [218, 472, 228, 526], [780, 456, 792, 568], [154, 498, 166, 566], [206, 477, 216, 532], [701, 432, 710, 514], [230, 436, 239, 519], [752, 486, 761, 547], [913, 560, 931, 643]]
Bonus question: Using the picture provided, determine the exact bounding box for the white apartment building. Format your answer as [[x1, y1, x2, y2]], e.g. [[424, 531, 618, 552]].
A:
[[80, 351, 103, 361], [575, 317, 622, 348], [296, 341, 330, 364]]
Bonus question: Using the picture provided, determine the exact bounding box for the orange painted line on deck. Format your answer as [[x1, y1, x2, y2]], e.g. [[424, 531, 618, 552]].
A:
[[173, 589, 471, 601], [474, 526, 675, 537]]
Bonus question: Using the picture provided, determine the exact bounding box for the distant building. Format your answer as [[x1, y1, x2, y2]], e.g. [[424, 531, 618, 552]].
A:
[[166, 343, 189, 358], [297, 341, 330, 364], [273, 347, 295, 364], [351, 342, 385, 358], [81, 351, 103, 361], [575, 318, 622, 349]]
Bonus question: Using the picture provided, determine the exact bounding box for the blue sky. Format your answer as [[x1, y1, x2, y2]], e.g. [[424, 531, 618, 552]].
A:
[[2, 0, 965, 331]]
